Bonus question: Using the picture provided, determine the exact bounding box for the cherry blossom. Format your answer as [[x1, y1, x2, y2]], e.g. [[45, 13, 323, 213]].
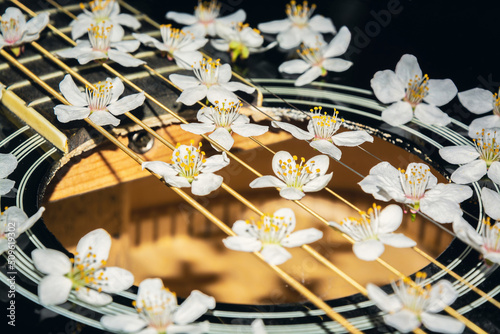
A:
[[0, 206, 44, 254], [0, 153, 17, 196], [458, 87, 500, 138]]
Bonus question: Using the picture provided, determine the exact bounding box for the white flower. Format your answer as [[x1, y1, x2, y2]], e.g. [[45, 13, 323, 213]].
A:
[[71, 0, 140, 42], [367, 273, 465, 334], [439, 129, 500, 185], [251, 319, 267, 334], [0, 206, 44, 254], [133, 24, 207, 69], [0, 153, 17, 196], [57, 21, 145, 67], [250, 151, 332, 200], [370, 54, 457, 127], [272, 106, 372, 160], [180, 99, 268, 151], [142, 141, 229, 196], [258, 0, 336, 50], [223, 208, 323, 265], [358, 162, 472, 223], [32, 228, 134, 306], [0, 7, 49, 56], [457, 87, 500, 138], [101, 278, 215, 334], [453, 187, 500, 265], [54, 74, 145, 127], [329, 204, 415, 261], [278, 26, 352, 86], [169, 57, 255, 106], [166, 0, 246, 37], [211, 22, 276, 62]]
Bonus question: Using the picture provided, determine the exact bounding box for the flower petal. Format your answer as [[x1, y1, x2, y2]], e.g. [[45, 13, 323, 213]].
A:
[[32, 248, 71, 275], [358, 161, 406, 202], [191, 174, 223, 196], [279, 187, 305, 200], [458, 88, 494, 114], [208, 128, 234, 151], [395, 54, 422, 84], [381, 101, 414, 126], [108, 92, 145, 115], [468, 115, 500, 138], [426, 280, 458, 313], [421, 312, 465, 334], [379, 233, 416, 248], [180, 123, 215, 135], [0, 153, 17, 179], [231, 220, 254, 237], [322, 58, 352, 72], [108, 50, 145, 67], [112, 40, 141, 53], [202, 152, 229, 173], [71, 17, 93, 40], [38, 275, 72, 306], [277, 28, 302, 49], [384, 309, 421, 333], [488, 161, 500, 185], [101, 314, 147, 333], [207, 86, 238, 105], [278, 59, 310, 74], [452, 216, 483, 251], [251, 319, 267, 334], [165, 11, 198, 25], [272, 121, 314, 140], [481, 187, 500, 220], [164, 175, 193, 188], [115, 13, 142, 30], [302, 173, 333, 192], [74, 288, 113, 306], [309, 140, 342, 160], [174, 290, 216, 325], [450, 159, 487, 184], [177, 86, 209, 106], [239, 26, 264, 48], [59, 74, 87, 106], [414, 103, 451, 126], [217, 9, 246, 25], [223, 236, 262, 252], [366, 283, 402, 313], [110, 77, 125, 104], [168, 322, 210, 334], [331, 130, 373, 147], [95, 267, 134, 293], [220, 81, 255, 94], [439, 145, 480, 165], [261, 244, 292, 265], [169, 74, 201, 89], [273, 208, 296, 230], [281, 228, 323, 247], [258, 19, 291, 34], [89, 110, 120, 127], [54, 105, 90, 123], [377, 204, 404, 234], [353, 239, 385, 261], [370, 70, 405, 104], [294, 67, 322, 86], [323, 26, 351, 58], [424, 79, 457, 106], [250, 176, 286, 189], [76, 228, 111, 268], [10, 206, 45, 235], [231, 123, 268, 137], [308, 15, 336, 33], [174, 51, 203, 69], [142, 161, 177, 176], [0, 179, 15, 196]]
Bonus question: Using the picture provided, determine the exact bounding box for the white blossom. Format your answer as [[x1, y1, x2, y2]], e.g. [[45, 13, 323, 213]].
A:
[[0, 206, 44, 254], [54, 74, 145, 127], [258, 1, 336, 49], [32, 228, 134, 306], [278, 26, 352, 86], [101, 278, 215, 334], [223, 208, 323, 265], [330, 204, 415, 261], [370, 54, 457, 127], [272, 106, 372, 160], [0, 153, 17, 196], [458, 87, 500, 138], [250, 151, 332, 200]]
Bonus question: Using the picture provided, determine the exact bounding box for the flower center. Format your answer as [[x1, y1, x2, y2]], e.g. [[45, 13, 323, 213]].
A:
[[482, 217, 500, 254], [209, 99, 243, 129], [160, 24, 195, 53], [134, 287, 177, 331], [398, 164, 431, 211], [88, 22, 112, 53], [83, 0, 114, 22], [276, 155, 321, 189], [86, 80, 113, 113], [339, 204, 381, 241], [404, 74, 429, 108], [391, 272, 431, 314], [309, 106, 343, 140], [473, 130, 500, 168], [297, 43, 326, 70], [1, 17, 23, 44], [192, 58, 221, 86], [493, 91, 500, 117], [171, 141, 206, 183], [67, 247, 109, 292], [195, 0, 220, 25], [245, 214, 293, 246], [286, 0, 316, 28]]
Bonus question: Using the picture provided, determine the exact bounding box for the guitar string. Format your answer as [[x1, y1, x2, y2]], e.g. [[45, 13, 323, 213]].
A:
[[0, 49, 366, 334], [15, 0, 500, 316]]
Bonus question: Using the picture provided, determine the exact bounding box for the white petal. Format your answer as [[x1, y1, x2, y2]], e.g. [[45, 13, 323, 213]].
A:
[[468, 115, 500, 138], [142, 161, 177, 177], [109, 77, 125, 104], [414, 103, 451, 126], [38, 275, 72, 305], [112, 40, 141, 53], [251, 319, 267, 334], [166, 11, 198, 25], [331, 130, 373, 147], [302, 173, 333, 192], [309, 140, 342, 160], [278, 59, 310, 74], [250, 175, 286, 189], [137, 278, 163, 299], [174, 290, 216, 325], [170, 74, 201, 89], [108, 50, 145, 67], [420, 199, 462, 224], [426, 280, 458, 313], [223, 236, 262, 252], [71, 18, 93, 40], [108, 92, 145, 115], [323, 26, 350, 58], [377, 204, 404, 234], [210, 39, 229, 51], [77, 51, 107, 65], [458, 88, 494, 114], [191, 174, 223, 196], [0, 153, 17, 178], [56, 44, 92, 59], [59, 75, 87, 106], [381, 101, 414, 126], [452, 216, 483, 251], [421, 313, 465, 334], [0, 179, 15, 196], [395, 54, 422, 84], [426, 183, 472, 203], [322, 58, 352, 72], [370, 70, 406, 104], [484, 251, 500, 265], [96, 267, 134, 293], [294, 67, 322, 86], [220, 81, 255, 94], [424, 79, 457, 106], [101, 314, 147, 333], [74, 288, 112, 306], [261, 244, 292, 265], [168, 322, 210, 334], [13, 206, 44, 234], [133, 32, 165, 50], [164, 175, 192, 188], [208, 128, 234, 151], [232, 123, 268, 137], [379, 233, 416, 248], [207, 86, 238, 105], [358, 161, 406, 202], [281, 228, 322, 247], [183, 23, 209, 37], [272, 151, 294, 176], [366, 283, 402, 313], [439, 145, 480, 164], [115, 13, 141, 30], [89, 110, 121, 127], [54, 105, 90, 123], [308, 15, 336, 33], [174, 51, 203, 70], [384, 309, 421, 333], [180, 123, 215, 135], [109, 23, 125, 43], [272, 121, 314, 140], [76, 228, 111, 268], [279, 187, 305, 200], [353, 239, 385, 261], [258, 19, 291, 34], [32, 249, 71, 275], [481, 187, 500, 220], [450, 160, 487, 184], [231, 220, 254, 237], [177, 86, 208, 106], [239, 27, 264, 48], [200, 153, 228, 174], [488, 161, 500, 185], [217, 9, 246, 25], [276, 29, 302, 49]]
